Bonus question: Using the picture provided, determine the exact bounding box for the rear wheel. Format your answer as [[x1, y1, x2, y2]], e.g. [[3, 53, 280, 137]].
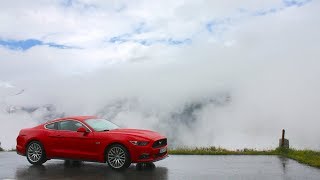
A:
[[26, 141, 47, 165], [106, 144, 131, 170]]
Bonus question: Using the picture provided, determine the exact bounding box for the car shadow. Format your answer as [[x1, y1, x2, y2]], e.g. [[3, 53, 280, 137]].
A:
[[15, 161, 168, 180]]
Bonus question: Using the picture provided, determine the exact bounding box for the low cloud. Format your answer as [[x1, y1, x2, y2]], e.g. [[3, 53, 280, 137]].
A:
[[0, 1, 320, 150]]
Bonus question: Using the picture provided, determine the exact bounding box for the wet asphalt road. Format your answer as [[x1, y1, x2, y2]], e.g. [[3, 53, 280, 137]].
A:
[[1, 152, 320, 180]]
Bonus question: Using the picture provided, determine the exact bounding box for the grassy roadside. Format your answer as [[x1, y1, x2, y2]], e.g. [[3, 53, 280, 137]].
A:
[[0, 148, 15, 152], [169, 147, 320, 168], [276, 148, 320, 168], [169, 147, 278, 155]]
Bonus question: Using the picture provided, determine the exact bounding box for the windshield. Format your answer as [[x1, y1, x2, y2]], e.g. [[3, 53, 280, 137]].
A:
[[85, 118, 119, 132]]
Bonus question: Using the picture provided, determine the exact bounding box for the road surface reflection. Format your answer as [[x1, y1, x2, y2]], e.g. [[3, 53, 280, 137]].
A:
[[15, 161, 168, 180]]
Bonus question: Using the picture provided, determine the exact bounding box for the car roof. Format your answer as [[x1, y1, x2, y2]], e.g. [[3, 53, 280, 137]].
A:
[[50, 116, 97, 123]]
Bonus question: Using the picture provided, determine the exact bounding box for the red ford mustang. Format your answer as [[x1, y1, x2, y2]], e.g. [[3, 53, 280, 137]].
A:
[[16, 116, 168, 170]]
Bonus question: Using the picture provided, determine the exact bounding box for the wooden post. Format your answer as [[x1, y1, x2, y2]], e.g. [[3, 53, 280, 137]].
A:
[[279, 129, 289, 149], [281, 129, 285, 146]]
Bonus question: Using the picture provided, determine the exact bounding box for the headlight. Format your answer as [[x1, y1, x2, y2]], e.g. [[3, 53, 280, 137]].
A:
[[129, 141, 149, 146]]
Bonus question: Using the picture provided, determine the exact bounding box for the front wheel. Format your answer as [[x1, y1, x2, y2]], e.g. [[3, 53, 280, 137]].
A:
[[26, 141, 47, 165], [106, 144, 131, 170]]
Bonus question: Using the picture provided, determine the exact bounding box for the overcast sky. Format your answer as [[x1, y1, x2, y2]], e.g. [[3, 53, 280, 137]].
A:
[[1, 0, 320, 149]]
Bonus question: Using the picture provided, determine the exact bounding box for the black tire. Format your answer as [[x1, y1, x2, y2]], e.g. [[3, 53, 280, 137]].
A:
[[106, 144, 131, 170], [26, 141, 47, 165]]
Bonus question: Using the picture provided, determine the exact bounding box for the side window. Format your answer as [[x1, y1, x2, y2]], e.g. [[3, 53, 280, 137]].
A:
[[45, 123, 57, 130], [58, 120, 85, 132]]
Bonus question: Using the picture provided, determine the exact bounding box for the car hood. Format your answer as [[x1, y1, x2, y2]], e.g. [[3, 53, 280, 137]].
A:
[[108, 128, 165, 141]]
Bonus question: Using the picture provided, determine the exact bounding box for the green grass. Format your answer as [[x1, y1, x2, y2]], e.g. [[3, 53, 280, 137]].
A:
[[169, 146, 278, 155], [275, 147, 320, 168], [0, 147, 15, 152], [169, 146, 320, 168]]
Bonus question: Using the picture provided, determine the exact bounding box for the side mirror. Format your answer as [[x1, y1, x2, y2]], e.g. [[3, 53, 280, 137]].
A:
[[77, 127, 88, 134]]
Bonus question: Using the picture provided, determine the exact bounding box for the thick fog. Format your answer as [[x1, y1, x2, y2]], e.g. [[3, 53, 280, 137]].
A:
[[0, 0, 320, 150]]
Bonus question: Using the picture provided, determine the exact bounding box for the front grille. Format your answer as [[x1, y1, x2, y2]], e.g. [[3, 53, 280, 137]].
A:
[[152, 138, 167, 148], [139, 153, 150, 159]]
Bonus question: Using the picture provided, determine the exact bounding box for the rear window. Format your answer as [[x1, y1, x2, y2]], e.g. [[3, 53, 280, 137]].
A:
[[58, 120, 84, 131]]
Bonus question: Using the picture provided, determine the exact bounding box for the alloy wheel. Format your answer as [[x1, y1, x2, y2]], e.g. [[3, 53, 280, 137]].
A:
[[27, 142, 43, 163], [107, 146, 126, 169]]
